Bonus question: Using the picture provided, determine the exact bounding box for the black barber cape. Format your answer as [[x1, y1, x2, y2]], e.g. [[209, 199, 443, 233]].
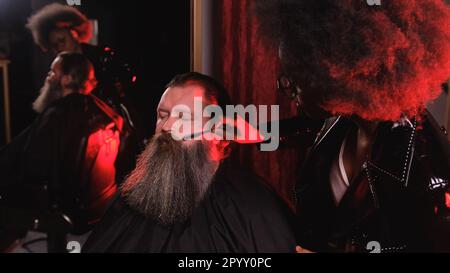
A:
[[83, 159, 296, 253]]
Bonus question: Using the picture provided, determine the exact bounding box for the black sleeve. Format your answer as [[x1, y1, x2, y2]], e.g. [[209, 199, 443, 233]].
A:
[[22, 107, 66, 185], [421, 111, 450, 252]]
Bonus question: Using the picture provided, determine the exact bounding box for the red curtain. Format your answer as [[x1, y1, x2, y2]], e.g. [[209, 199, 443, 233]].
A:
[[216, 0, 302, 208]]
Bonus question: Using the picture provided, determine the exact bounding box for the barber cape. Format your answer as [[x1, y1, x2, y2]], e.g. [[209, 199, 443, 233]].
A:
[[83, 159, 296, 253]]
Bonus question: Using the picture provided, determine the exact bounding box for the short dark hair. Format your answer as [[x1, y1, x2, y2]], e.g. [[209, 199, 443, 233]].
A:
[[57, 52, 93, 92], [166, 72, 232, 111]]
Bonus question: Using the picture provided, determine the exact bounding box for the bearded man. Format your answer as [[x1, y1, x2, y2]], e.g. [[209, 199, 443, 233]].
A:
[[82, 72, 296, 253], [27, 3, 144, 181], [0, 52, 127, 252]]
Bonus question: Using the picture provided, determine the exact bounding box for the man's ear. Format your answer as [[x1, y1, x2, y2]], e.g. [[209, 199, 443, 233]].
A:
[[220, 116, 266, 144], [211, 140, 232, 160], [218, 140, 231, 151]]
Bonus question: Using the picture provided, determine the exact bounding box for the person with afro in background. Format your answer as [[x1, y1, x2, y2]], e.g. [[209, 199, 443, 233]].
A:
[[255, 0, 450, 252], [26, 3, 144, 183]]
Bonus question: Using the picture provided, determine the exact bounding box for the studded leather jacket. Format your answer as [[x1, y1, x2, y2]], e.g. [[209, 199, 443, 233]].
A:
[[294, 111, 450, 252]]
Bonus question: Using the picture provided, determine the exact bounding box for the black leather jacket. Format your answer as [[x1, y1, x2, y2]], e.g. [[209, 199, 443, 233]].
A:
[[295, 111, 450, 252]]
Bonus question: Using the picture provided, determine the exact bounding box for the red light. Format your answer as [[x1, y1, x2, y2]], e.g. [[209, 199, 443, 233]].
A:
[[132, 76, 137, 83], [446, 192, 450, 209], [84, 122, 120, 211]]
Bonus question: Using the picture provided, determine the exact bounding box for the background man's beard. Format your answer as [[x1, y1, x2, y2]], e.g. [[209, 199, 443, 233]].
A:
[[121, 133, 218, 226], [32, 81, 62, 113]]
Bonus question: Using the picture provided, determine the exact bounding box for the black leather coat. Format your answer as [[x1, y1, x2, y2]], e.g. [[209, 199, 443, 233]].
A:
[[295, 111, 450, 252]]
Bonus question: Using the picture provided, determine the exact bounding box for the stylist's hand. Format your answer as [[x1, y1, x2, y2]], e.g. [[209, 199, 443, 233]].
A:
[[296, 245, 315, 253]]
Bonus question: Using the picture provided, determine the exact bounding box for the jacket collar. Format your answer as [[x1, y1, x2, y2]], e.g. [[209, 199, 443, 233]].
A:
[[311, 116, 417, 189]]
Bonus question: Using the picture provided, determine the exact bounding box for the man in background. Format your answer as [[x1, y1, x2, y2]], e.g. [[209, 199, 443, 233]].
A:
[[0, 52, 125, 252]]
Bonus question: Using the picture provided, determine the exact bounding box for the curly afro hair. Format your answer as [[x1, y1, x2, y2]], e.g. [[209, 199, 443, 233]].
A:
[[255, 0, 450, 121], [27, 3, 92, 51]]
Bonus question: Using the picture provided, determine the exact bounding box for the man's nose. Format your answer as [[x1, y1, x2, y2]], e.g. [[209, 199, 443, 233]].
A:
[[161, 116, 177, 134]]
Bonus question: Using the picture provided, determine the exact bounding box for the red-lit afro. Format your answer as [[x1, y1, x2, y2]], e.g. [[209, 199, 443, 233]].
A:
[[255, 0, 450, 121], [27, 3, 92, 52]]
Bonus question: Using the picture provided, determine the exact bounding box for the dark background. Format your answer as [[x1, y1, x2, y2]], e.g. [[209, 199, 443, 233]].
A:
[[0, 0, 191, 144]]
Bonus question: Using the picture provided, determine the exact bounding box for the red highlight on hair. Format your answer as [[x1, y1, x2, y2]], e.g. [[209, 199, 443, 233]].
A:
[[320, 1, 450, 121], [256, 0, 450, 121]]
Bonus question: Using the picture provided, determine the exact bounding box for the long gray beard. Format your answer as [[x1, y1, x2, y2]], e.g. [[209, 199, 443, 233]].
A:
[[32, 81, 62, 114], [120, 133, 218, 226]]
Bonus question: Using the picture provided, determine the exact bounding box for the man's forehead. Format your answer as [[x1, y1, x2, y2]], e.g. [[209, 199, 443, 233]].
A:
[[159, 84, 206, 109]]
